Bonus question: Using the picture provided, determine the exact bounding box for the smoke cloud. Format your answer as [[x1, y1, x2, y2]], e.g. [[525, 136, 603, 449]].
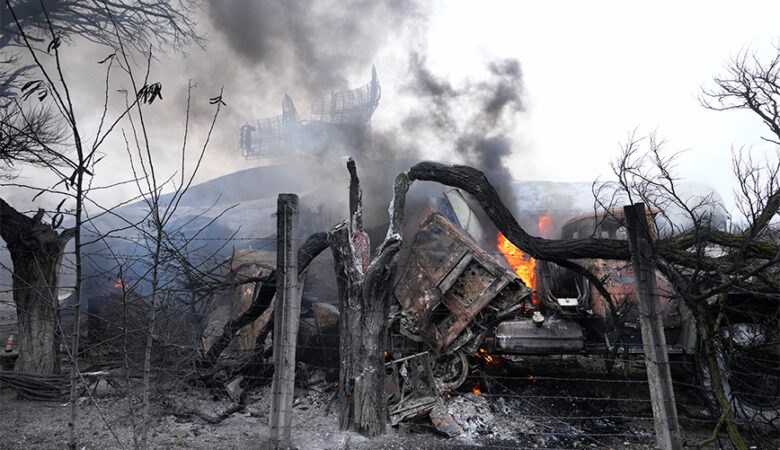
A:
[[402, 52, 526, 214], [206, 0, 422, 93]]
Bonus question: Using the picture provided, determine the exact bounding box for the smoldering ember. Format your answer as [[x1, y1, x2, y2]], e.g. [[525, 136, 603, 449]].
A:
[[1, 3, 779, 450]]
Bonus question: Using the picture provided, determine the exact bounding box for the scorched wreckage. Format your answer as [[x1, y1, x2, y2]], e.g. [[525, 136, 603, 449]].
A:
[[187, 69, 776, 434], [381, 187, 696, 418]]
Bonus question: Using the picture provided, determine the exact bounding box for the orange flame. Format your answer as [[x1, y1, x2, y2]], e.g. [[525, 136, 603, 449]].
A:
[[538, 214, 553, 238], [497, 232, 537, 294], [496, 214, 552, 308], [472, 381, 482, 395], [114, 278, 129, 289], [476, 348, 496, 364]]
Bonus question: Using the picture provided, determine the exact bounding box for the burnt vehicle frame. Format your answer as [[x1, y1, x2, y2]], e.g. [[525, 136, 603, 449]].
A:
[[387, 190, 779, 424]]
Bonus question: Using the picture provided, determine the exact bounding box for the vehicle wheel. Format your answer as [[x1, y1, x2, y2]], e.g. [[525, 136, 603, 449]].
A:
[[698, 323, 780, 428], [432, 350, 469, 391]]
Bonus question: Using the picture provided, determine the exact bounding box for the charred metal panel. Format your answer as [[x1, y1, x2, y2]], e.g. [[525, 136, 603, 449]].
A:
[[494, 319, 585, 354], [585, 258, 679, 327], [394, 212, 529, 353]]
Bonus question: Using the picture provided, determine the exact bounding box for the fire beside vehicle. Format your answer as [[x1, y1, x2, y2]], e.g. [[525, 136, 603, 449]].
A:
[[389, 195, 697, 391], [393, 212, 531, 357]]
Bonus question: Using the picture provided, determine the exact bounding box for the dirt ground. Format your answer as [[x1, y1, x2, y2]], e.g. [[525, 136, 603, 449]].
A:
[[4, 355, 772, 450], [1, 386, 656, 450]]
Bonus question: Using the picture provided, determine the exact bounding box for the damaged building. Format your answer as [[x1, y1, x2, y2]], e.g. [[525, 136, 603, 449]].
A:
[[238, 68, 380, 159]]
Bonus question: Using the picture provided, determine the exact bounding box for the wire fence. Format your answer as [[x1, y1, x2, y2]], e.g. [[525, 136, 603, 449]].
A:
[[1, 234, 778, 449]]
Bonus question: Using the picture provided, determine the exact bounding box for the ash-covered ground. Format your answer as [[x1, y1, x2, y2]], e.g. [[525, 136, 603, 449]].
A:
[[3, 354, 763, 450]]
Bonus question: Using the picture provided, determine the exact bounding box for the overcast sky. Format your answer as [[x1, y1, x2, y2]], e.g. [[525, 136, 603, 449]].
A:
[[8, 0, 780, 218], [424, 2, 780, 209]]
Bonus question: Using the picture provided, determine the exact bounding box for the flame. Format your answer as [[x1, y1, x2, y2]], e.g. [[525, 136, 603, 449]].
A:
[[538, 214, 553, 238], [114, 278, 129, 289], [496, 214, 552, 308], [528, 375, 537, 383], [476, 348, 496, 365], [472, 382, 482, 395], [497, 232, 537, 295]]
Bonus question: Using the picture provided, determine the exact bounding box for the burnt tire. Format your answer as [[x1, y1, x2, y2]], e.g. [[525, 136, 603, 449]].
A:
[[432, 350, 469, 391]]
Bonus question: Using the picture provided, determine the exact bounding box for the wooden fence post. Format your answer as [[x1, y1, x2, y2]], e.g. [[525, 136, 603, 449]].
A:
[[624, 202, 682, 450], [268, 194, 299, 449]]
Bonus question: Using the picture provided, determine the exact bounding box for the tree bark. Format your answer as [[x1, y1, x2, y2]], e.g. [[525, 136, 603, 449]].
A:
[[329, 163, 409, 437], [0, 198, 73, 374], [406, 161, 779, 267], [695, 303, 748, 449]]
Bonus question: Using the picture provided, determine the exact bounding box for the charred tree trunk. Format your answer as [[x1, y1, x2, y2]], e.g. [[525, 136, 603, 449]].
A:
[[0, 199, 73, 374], [694, 303, 748, 449], [329, 160, 409, 437]]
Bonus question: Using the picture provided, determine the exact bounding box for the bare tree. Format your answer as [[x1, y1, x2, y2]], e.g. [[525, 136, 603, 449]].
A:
[[594, 131, 779, 447], [0, 200, 73, 373], [0, 3, 206, 449], [1, 0, 203, 176], [0, 103, 67, 175], [118, 74, 225, 447], [0, 0, 202, 97], [0, 0, 205, 373]]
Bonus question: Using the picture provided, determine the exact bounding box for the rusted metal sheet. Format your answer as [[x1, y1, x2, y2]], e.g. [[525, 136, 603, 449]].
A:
[[394, 212, 531, 354], [585, 258, 679, 327], [430, 403, 463, 437]]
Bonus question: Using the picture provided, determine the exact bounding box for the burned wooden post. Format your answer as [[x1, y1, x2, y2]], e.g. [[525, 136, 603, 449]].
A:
[[624, 202, 682, 450], [269, 194, 299, 449]]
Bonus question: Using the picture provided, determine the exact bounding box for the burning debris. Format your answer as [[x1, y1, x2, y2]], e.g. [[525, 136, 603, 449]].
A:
[[378, 186, 708, 436]]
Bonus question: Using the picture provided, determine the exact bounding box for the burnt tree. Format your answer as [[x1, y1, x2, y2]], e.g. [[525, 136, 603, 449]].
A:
[[0, 198, 73, 374], [329, 159, 409, 436]]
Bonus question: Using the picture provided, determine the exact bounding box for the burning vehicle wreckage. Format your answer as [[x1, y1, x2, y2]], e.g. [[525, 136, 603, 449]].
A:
[[196, 175, 779, 437], [382, 192, 693, 432]]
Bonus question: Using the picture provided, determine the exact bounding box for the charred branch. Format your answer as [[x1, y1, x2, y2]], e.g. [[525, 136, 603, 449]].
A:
[[199, 273, 276, 369], [197, 232, 329, 371], [407, 161, 780, 277], [408, 162, 632, 260], [348, 157, 362, 227]]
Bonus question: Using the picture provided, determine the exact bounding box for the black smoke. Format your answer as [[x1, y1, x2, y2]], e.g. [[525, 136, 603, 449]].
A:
[[404, 52, 525, 214], [207, 0, 422, 93]]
